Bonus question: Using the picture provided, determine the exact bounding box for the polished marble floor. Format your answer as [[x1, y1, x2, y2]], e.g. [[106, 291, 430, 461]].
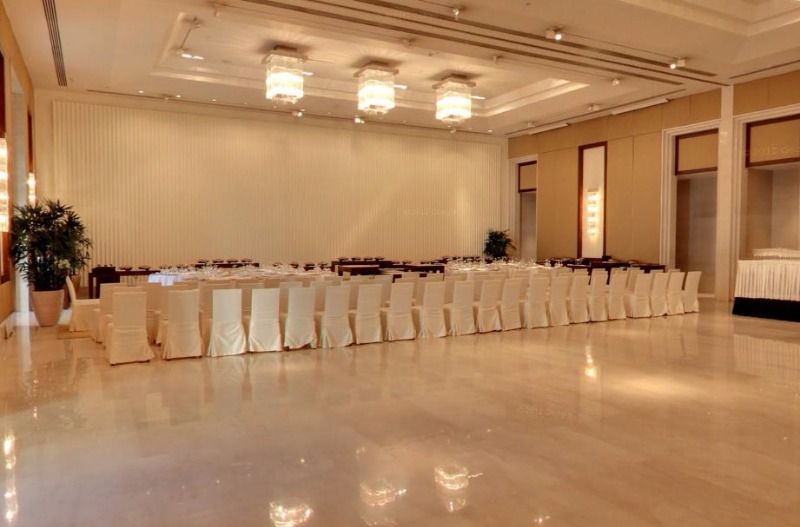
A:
[[0, 301, 798, 526]]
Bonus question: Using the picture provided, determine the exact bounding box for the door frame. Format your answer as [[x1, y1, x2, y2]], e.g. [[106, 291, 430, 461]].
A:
[[508, 154, 538, 255]]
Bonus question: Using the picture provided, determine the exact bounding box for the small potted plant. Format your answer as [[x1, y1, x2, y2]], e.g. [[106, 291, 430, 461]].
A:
[[10, 200, 92, 327], [483, 229, 515, 261]]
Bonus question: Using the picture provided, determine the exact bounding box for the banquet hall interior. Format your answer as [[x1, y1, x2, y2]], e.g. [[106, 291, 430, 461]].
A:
[[0, 0, 799, 525]]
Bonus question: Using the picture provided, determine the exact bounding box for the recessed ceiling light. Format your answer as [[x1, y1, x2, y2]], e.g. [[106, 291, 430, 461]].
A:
[[211, 98, 217, 102], [175, 94, 182, 98], [545, 27, 564, 41], [487, 129, 493, 133], [449, 128, 457, 134], [588, 103, 601, 112], [178, 48, 204, 60], [292, 110, 303, 117], [354, 116, 365, 124], [302, 71, 314, 76], [611, 78, 621, 86], [451, 6, 462, 19], [394, 84, 408, 90], [137, 90, 144, 94]]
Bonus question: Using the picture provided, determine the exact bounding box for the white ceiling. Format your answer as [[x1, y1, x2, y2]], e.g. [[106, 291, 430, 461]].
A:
[[5, 0, 800, 135]]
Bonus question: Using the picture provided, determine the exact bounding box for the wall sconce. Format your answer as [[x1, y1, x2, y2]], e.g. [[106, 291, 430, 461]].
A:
[[585, 189, 600, 237], [27, 172, 36, 205], [0, 139, 9, 231]]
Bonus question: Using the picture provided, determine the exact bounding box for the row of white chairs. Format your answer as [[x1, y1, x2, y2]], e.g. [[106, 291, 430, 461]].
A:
[[70, 267, 702, 365]]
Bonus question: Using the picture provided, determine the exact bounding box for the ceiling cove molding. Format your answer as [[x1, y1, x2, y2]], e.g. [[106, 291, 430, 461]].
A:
[[504, 89, 686, 137], [231, 0, 723, 86], [41, 0, 67, 86]]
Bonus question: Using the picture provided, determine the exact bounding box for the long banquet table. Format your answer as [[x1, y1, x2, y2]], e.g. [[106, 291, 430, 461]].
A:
[[733, 259, 800, 322]]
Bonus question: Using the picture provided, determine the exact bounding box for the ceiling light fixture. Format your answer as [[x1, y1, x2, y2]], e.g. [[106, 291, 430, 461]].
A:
[[610, 97, 669, 115], [471, 95, 486, 100], [545, 27, 564, 41], [354, 116, 365, 124], [292, 110, 303, 117], [137, 90, 144, 94], [587, 103, 601, 112], [394, 84, 408, 90], [611, 78, 621, 86], [434, 76, 475, 126], [451, 6, 463, 20], [265, 47, 305, 104], [669, 58, 686, 70], [355, 63, 398, 116], [177, 48, 205, 61]]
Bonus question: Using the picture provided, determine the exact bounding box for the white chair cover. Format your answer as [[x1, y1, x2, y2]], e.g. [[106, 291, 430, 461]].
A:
[[444, 281, 476, 336], [91, 283, 124, 342], [381, 282, 416, 341], [207, 289, 247, 357], [474, 280, 502, 333], [499, 279, 523, 331], [238, 281, 264, 317], [413, 281, 447, 338], [162, 290, 202, 360], [347, 281, 361, 310], [626, 267, 642, 292], [568, 274, 590, 324], [372, 275, 393, 306], [248, 288, 282, 352], [625, 272, 654, 318], [683, 271, 702, 313], [318, 285, 353, 348], [66, 276, 98, 332], [548, 275, 571, 326], [351, 284, 383, 344], [279, 281, 303, 314], [666, 271, 686, 315], [607, 271, 628, 320], [284, 287, 317, 349], [106, 292, 154, 365], [650, 272, 669, 317], [588, 270, 609, 322], [310, 281, 328, 313], [524, 276, 549, 328]]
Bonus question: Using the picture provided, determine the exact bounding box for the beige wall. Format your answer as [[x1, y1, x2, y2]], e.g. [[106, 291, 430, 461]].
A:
[[748, 117, 800, 165], [509, 90, 721, 261], [676, 176, 717, 294], [36, 92, 507, 271], [677, 132, 718, 173], [734, 70, 800, 115], [0, 0, 33, 320]]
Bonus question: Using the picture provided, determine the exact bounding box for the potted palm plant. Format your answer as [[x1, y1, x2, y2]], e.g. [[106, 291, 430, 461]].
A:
[[10, 200, 92, 327], [483, 229, 515, 260]]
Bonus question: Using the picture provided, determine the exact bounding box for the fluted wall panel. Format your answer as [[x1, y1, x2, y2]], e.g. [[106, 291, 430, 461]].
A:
[[49, 100, 506, 269]]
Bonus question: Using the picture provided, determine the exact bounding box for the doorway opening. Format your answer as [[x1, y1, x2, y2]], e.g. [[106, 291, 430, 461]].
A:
[[517, 161, 537, 260]]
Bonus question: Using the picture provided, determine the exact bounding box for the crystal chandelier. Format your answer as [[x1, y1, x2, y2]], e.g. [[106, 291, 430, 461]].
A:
[[265, 48, 305, 104], [434, 77, 474, 126], [355, 64, 398, 116]]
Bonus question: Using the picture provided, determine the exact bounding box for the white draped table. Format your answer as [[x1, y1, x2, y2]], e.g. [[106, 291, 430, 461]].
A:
[[734, 259, 800, 302]]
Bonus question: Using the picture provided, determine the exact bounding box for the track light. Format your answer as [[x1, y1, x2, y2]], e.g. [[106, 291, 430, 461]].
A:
[[669, 58, 686, 70], [545, 27, 564, 41]]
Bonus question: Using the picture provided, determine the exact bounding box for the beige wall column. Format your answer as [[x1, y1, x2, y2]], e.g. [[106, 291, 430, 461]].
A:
[[715, 86, 735, 301]]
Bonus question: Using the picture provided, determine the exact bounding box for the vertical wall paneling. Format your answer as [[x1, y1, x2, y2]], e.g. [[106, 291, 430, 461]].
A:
[[49, 100, 506, 270]]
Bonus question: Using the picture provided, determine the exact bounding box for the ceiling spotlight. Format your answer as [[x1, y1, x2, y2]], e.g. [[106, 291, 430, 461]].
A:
[[175, 94, 182, 99], [354, 116, 365, 124], [394, 84, 408, 90], [211, 98, 217, 102], [292, 110, 303, 117], [177, 48, 205, 60], [137, 90, 144, 94], [487, 129, 493, 133], [452, 6, 463, 19], [669, 58, 686, 70], [587, 103, 601, 112], [545, 27, 564, 41], [302, 71, 314, 77], [449, 128, 457, 134], [611, 78, 621, 86]]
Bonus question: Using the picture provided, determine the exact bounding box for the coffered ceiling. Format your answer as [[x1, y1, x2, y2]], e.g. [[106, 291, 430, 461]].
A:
[[5, 0, 800, 135]]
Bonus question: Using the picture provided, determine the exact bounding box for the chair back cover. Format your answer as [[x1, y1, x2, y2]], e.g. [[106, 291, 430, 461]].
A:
[[421, 281, 446, 309], [570, 274, 590, 300], [478, 280, 502, 307], [524, 276, 550, 329], [634, 272, 654, 297], [113, 291, 146, 328], [66, 277, 79, 304], [356, 284, 383, 313], [279, 281, 303, 313], [169, 289, 200, 324], [323, 285, 351, 317], [284, 287, 317, 349], [212, 288, 242, 324], [248, 288, 282, 352], [144, 283, 161, 311], [388, 282, 414, 313], [107, 291, 153, 365], [499, 278, 523, 330], [310, 281, 328, 312], [451, 280, 474, 308], [683, 271, 702, 312], [626, 268, 642, 292], [163, 289, 202, 359]]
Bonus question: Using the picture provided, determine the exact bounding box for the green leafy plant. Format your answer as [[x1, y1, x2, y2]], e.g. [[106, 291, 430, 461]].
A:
[[483, 229, 515, 259], [10, 200, 92, 291]]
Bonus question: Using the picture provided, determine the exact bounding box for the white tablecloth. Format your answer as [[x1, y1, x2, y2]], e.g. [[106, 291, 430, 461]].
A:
[[148, 268, 332, 286], [734, 259, 800, 301]]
